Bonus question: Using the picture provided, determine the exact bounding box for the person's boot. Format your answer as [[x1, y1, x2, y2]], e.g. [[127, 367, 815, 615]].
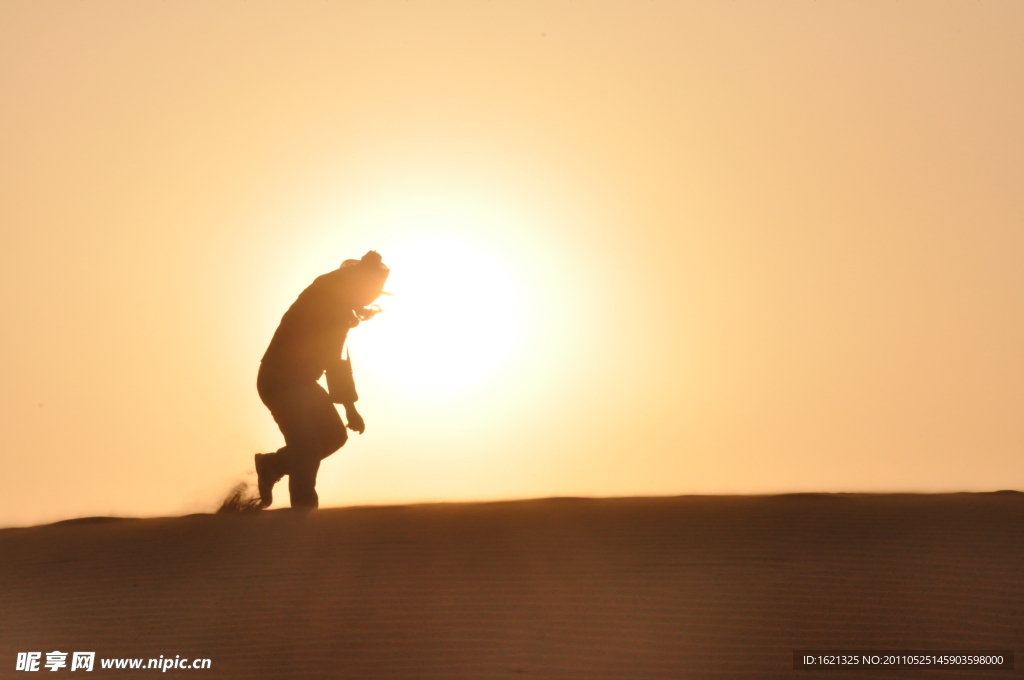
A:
[[255, 453, 283, 508]]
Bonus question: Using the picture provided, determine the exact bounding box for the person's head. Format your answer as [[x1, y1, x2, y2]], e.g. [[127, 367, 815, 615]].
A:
[[340, 250, 390, 319]]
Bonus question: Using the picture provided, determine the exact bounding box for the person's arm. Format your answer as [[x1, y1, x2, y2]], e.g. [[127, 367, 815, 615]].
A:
[[325, 350, 365, 434]]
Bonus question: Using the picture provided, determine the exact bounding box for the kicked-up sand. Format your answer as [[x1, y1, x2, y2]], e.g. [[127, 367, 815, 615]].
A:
[[1, 493, 1021, 678]]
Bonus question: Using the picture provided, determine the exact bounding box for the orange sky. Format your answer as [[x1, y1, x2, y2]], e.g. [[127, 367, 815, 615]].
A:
[[1, 1, 1022, 526]]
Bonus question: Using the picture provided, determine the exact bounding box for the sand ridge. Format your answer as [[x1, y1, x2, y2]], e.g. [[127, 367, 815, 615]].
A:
[[1, 494, 1022, 678]]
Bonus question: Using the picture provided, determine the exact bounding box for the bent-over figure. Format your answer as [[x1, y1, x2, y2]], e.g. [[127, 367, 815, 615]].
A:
[[255, 251, 389, 508]]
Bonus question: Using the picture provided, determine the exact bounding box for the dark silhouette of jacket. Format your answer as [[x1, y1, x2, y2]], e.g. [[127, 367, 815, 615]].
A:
[[261, 268, 361, 386]]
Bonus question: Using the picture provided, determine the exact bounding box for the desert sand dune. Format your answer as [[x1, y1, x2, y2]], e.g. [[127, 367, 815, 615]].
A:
[[1, 494, 1021, 678]]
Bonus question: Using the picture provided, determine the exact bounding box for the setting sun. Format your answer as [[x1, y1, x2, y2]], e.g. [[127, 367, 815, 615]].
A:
[[353, 236, 524, 396]]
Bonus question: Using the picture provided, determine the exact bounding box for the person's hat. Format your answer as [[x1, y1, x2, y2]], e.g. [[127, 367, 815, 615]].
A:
[[341, 250, 390, 296]]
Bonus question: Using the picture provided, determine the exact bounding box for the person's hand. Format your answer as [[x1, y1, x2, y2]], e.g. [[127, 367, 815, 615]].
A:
[[344, 405, 365, 434]]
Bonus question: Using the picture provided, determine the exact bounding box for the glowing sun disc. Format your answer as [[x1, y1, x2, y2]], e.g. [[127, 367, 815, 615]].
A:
[[355, 237, 524, 395]]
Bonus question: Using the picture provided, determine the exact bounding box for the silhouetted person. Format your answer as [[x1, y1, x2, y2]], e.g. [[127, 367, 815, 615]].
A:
[[255, 251, 389, 509]]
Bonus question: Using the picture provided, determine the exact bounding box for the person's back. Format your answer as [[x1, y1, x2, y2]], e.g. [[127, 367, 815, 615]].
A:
[[261, 268, 356, 383]]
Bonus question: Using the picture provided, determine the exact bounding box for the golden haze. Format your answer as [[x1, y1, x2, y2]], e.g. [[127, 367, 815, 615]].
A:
[[0, 2, 1022, 526]]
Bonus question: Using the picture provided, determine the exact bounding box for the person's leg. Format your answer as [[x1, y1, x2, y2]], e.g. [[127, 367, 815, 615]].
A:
[[287, 452, 322, 508], [280, 380, 347, 509], [256, 369, 296, 507]]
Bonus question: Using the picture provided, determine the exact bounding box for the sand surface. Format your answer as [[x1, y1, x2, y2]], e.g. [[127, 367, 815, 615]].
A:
[[1, 494, 1022, 678]]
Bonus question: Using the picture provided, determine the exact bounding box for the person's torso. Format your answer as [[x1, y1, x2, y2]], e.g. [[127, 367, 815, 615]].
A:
[[261, 270, 356, 381]]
